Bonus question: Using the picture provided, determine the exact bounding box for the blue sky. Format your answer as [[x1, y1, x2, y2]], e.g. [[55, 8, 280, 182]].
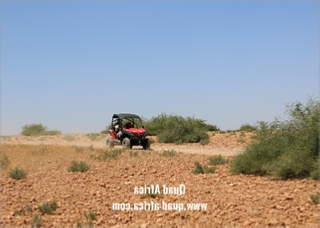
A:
[[1, 1, 319, 135]]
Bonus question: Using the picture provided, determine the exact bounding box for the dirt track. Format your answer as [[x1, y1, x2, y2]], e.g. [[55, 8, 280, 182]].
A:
[[0, 132, 251, 156], [1, 133, 319, 227]]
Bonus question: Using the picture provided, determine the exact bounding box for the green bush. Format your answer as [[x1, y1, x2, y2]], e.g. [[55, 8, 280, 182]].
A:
[[144, 114, 209, 143], [143, 113, 216, 144], [199, 138, 210, 145], [31, 214, 42, 228], [21, 123, 61, 136], [84, 211, 96, 221], [230, 97, 320, 180], [205, 124, 220, 131], [68, 161, 90, 172], [160, 149, 177, 157], [192, 161, 216, 174], [310, 192, 320, 204], [38, 200, 57, 214], [209, 155, 229, 165], [84, 210, 96, 228], [239, 124, 257, 132], [9, 167, 27, 180]]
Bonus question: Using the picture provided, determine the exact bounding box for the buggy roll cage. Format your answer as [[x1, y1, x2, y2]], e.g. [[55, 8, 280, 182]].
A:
[[111, 113, 144, 129]]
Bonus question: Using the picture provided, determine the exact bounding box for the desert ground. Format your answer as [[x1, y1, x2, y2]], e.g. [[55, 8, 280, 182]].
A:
[[1, 132, 319, 227]]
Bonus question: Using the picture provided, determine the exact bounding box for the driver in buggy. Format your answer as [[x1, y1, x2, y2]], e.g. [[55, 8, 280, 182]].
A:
[[115, 124, 122, 139], [125, 122, 133, 129]]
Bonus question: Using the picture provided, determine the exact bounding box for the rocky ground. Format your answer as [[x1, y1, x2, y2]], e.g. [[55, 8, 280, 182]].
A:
[[1, 133, 319, 227]]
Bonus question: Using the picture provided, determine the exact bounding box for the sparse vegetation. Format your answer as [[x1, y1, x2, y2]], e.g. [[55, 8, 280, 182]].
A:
[[91, 148, 124, 161], [76, 220, 83, 228], [160, 149, 177, 157], [14, 209, 24, 216], [209, 155, 229, 165], [192, 161, 216, 174], [239, 123, 257, 132], [9, 167, 27, 180], [199, 138, 210, 145], [88, 145, 95, 151], [38, 200, 57, 214], [84, 211, 97, 221], [74, 146, 85, 153], [237, 131, 247, 144], [310, 192, 320, 204], [31, 146, 52, 156], [84, 210, 96, 228], [87, 133, 103, 141], [14, 205, 32, 216], [129, 151, 139, 157], [230, 97, 320, 180], [0, 153, 10, 168], [205, 124, 220, 131], [21, 123, 61, 136], [1, 139, 318, 227], [26, 205, 33, 213], [63, 135, 75, 141], [68, 161, 90, 172], [31, 214, 42, 228]]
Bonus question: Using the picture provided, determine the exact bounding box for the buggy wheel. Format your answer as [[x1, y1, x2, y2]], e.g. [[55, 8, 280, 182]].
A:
[[143, 139, 151, 150], [106, 137, 114, 148], [122, 137, 131, 149]]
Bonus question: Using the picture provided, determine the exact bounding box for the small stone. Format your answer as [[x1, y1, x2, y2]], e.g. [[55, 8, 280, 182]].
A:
[[276, 205, 284, 210]]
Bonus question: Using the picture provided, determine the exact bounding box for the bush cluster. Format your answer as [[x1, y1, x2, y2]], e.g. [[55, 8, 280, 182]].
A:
[[9, 167, 27, 180], [239, 124, 257, 132], [230, 97, 319, 180], [21, 124, 61, 136], [144, 113, 219, 135], [209, 155, 229, 165], [310, 192, 320, 204], [192, 161, 216, 174], [38, 200, 57, 214], [68, 161, 90, 172], [143, 113, 214, 144]]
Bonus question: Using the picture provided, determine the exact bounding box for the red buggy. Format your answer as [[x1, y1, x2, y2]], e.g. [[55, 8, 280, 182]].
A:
[[106, 113, 150, 150]]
